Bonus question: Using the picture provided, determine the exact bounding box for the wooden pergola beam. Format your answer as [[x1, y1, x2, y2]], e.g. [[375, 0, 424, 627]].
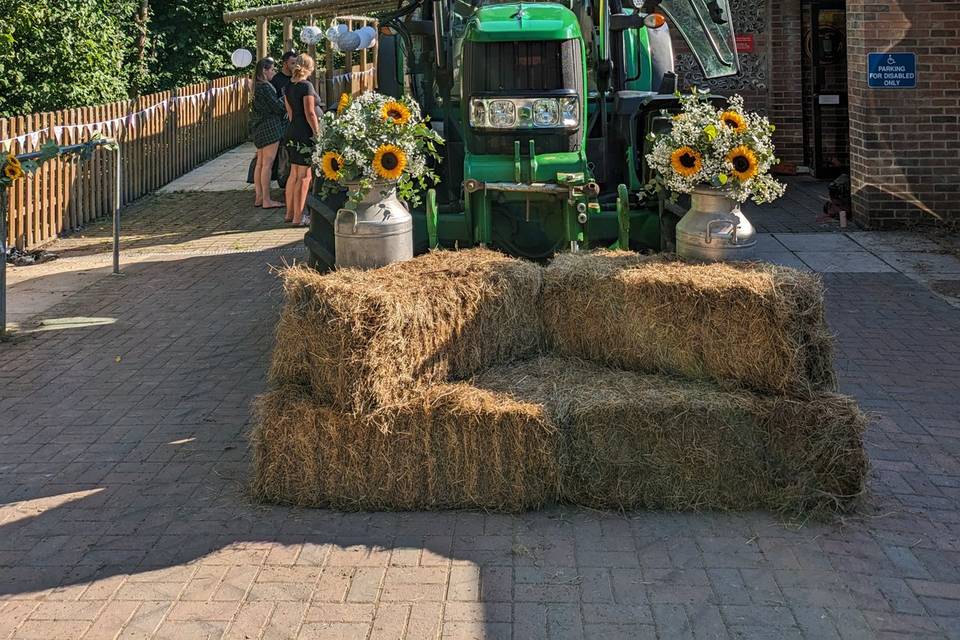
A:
[[223, 0, 385, 23], [256, 16, 269, 59]]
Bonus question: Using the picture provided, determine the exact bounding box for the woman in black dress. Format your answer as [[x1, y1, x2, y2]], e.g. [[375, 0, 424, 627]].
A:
[[249, 58, 287, 209], [283, 54, 321, 226]]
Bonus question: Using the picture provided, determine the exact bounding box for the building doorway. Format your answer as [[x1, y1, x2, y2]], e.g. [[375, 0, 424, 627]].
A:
[[802, 0, 849, 178]]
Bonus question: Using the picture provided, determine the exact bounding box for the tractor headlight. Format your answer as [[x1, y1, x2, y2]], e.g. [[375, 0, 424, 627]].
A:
[[488, 100, 517, 128], [559, 97, 579, 127], [533, 99, 559, 126], [469, 96, 579, 130], [470, 100, 486, 128]]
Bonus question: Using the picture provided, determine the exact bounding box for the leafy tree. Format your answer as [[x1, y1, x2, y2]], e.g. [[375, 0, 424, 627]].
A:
[[0, 0, 140, 117], [0, 0, 301, 117], [143, 0, 284, 94]]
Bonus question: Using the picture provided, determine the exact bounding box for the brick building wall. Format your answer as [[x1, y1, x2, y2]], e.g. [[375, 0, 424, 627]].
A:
[[672, 0, 806, 170], [766, 1, 805, 169], [846, 0, 960, 228]]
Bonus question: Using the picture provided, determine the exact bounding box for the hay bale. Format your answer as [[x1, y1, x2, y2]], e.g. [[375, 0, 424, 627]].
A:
[[250, 383, 560, 511], [542, 251, 836, 397], [269, 248, 544, 414], [473, 356, 867, 514]]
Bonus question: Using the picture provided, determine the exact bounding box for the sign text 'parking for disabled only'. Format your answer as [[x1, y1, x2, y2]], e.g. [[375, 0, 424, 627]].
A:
[[868, 52, 917, 89]]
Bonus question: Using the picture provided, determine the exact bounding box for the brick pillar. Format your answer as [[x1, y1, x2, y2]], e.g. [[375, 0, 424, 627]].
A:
[[847, 0, 960, 228], [767, 0, 805, 169]]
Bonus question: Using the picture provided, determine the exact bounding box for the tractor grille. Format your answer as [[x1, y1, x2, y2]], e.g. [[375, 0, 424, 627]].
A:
[[462, 39, 582, 155]]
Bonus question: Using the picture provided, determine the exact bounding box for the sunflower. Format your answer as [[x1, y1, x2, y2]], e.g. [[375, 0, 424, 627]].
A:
[[726, 145, 759, 181], [380, 100, 411, 125], [372, 144, 407, 180], [320, 151, 345, 181], [670, 146, 702, 178], [3, 163, 22, 180], [336, 93, 350, 115], [721, 110, 747, 134], [3, 153, 23, 180]]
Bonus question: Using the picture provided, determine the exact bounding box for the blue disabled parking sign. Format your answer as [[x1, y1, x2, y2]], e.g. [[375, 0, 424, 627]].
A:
[[868, 52, 917, 88]]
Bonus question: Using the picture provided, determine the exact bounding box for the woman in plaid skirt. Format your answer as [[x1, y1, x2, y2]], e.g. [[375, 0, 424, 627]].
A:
[[250, 58, 287, 209]]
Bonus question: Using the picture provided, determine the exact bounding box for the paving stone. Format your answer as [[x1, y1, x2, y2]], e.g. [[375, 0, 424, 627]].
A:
[[773, 232, 862, 252], [795, 250, 898, 273]]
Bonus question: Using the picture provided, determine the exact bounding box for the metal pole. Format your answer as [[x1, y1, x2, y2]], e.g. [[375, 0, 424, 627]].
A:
[[0, 188, 7, 337], [113, 147, 122, 274]]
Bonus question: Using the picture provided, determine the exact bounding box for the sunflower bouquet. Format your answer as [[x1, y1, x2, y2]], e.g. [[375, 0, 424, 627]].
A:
[[0, 153, 26, 187], [312, 92, 443, 206], [645, 90, 785, 204]]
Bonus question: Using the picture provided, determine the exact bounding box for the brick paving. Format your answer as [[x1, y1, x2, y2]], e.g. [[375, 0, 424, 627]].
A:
[[743, 175, 840, 234], [2, 190, 960, 639]]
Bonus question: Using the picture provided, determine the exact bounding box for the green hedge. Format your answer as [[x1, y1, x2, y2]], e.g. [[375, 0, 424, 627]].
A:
[[0, 0, 284, 118]]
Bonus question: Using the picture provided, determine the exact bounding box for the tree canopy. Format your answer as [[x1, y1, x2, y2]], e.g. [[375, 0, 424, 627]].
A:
[[0, 0, 281, 118]]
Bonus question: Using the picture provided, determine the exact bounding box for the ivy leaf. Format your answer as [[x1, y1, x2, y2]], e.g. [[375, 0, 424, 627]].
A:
[[38, 140, 60, 161]]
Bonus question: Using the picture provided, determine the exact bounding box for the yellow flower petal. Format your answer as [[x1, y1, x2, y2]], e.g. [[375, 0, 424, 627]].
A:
[[670, 146, 702, 178], [380, 100, 411, 125], [372, 144, 407, 180], [726, 145, 759, 181]]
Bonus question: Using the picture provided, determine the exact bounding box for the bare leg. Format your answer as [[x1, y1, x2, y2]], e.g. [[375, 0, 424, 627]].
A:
[[285, 165, 301, 222], [259, 143, 283, 208], [299, 172, 313, 222], [254, 148, 264, 206], [291, 168, 305, 224], [292, 171, 312, 225]]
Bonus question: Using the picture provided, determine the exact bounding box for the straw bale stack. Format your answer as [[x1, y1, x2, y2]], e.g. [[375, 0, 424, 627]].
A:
[[542, 251, 836, 397], [269, 248, 543, 415], [251, 383, 559, 511], [473, 357, 867, 514], [251, 248, 866, 516]]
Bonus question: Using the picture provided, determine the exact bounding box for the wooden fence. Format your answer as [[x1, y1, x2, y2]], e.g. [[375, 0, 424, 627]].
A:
[[1, 75, 252, 250]]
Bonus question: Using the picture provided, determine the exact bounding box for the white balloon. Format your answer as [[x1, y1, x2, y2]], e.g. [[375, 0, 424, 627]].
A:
[[336, 31, 362, 52], [231, 48, 253, 68], [300, 25, 324, 45], [358, 26, 377, 49]]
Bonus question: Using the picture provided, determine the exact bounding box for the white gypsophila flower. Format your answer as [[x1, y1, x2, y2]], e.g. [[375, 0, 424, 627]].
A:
[[644, 90, 785, 205], [312, 91, 443, 205]]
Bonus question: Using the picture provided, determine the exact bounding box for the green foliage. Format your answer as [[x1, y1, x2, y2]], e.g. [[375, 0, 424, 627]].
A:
[[0, 0, 139, 117], [0, 0, 291, 118], [143, 0, 283, 94]]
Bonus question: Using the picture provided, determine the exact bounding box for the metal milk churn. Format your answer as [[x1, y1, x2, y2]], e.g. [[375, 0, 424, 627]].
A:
[[334, 182, 414, 269], [675, 186, 757, 262]]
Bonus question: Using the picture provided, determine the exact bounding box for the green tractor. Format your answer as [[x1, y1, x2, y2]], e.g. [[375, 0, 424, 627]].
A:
[[305, 0, 740, 267]]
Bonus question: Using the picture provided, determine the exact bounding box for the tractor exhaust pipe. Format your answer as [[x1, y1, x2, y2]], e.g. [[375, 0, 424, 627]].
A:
[[432, 0, 446, 68]]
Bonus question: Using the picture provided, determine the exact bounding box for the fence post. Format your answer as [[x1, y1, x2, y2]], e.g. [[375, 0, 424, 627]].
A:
[[0, 188, 7, 337], [113, 146, 122, 275]]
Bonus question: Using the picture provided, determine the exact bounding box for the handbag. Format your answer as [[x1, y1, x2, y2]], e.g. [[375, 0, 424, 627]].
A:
[[246, 147, 290, 188]]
